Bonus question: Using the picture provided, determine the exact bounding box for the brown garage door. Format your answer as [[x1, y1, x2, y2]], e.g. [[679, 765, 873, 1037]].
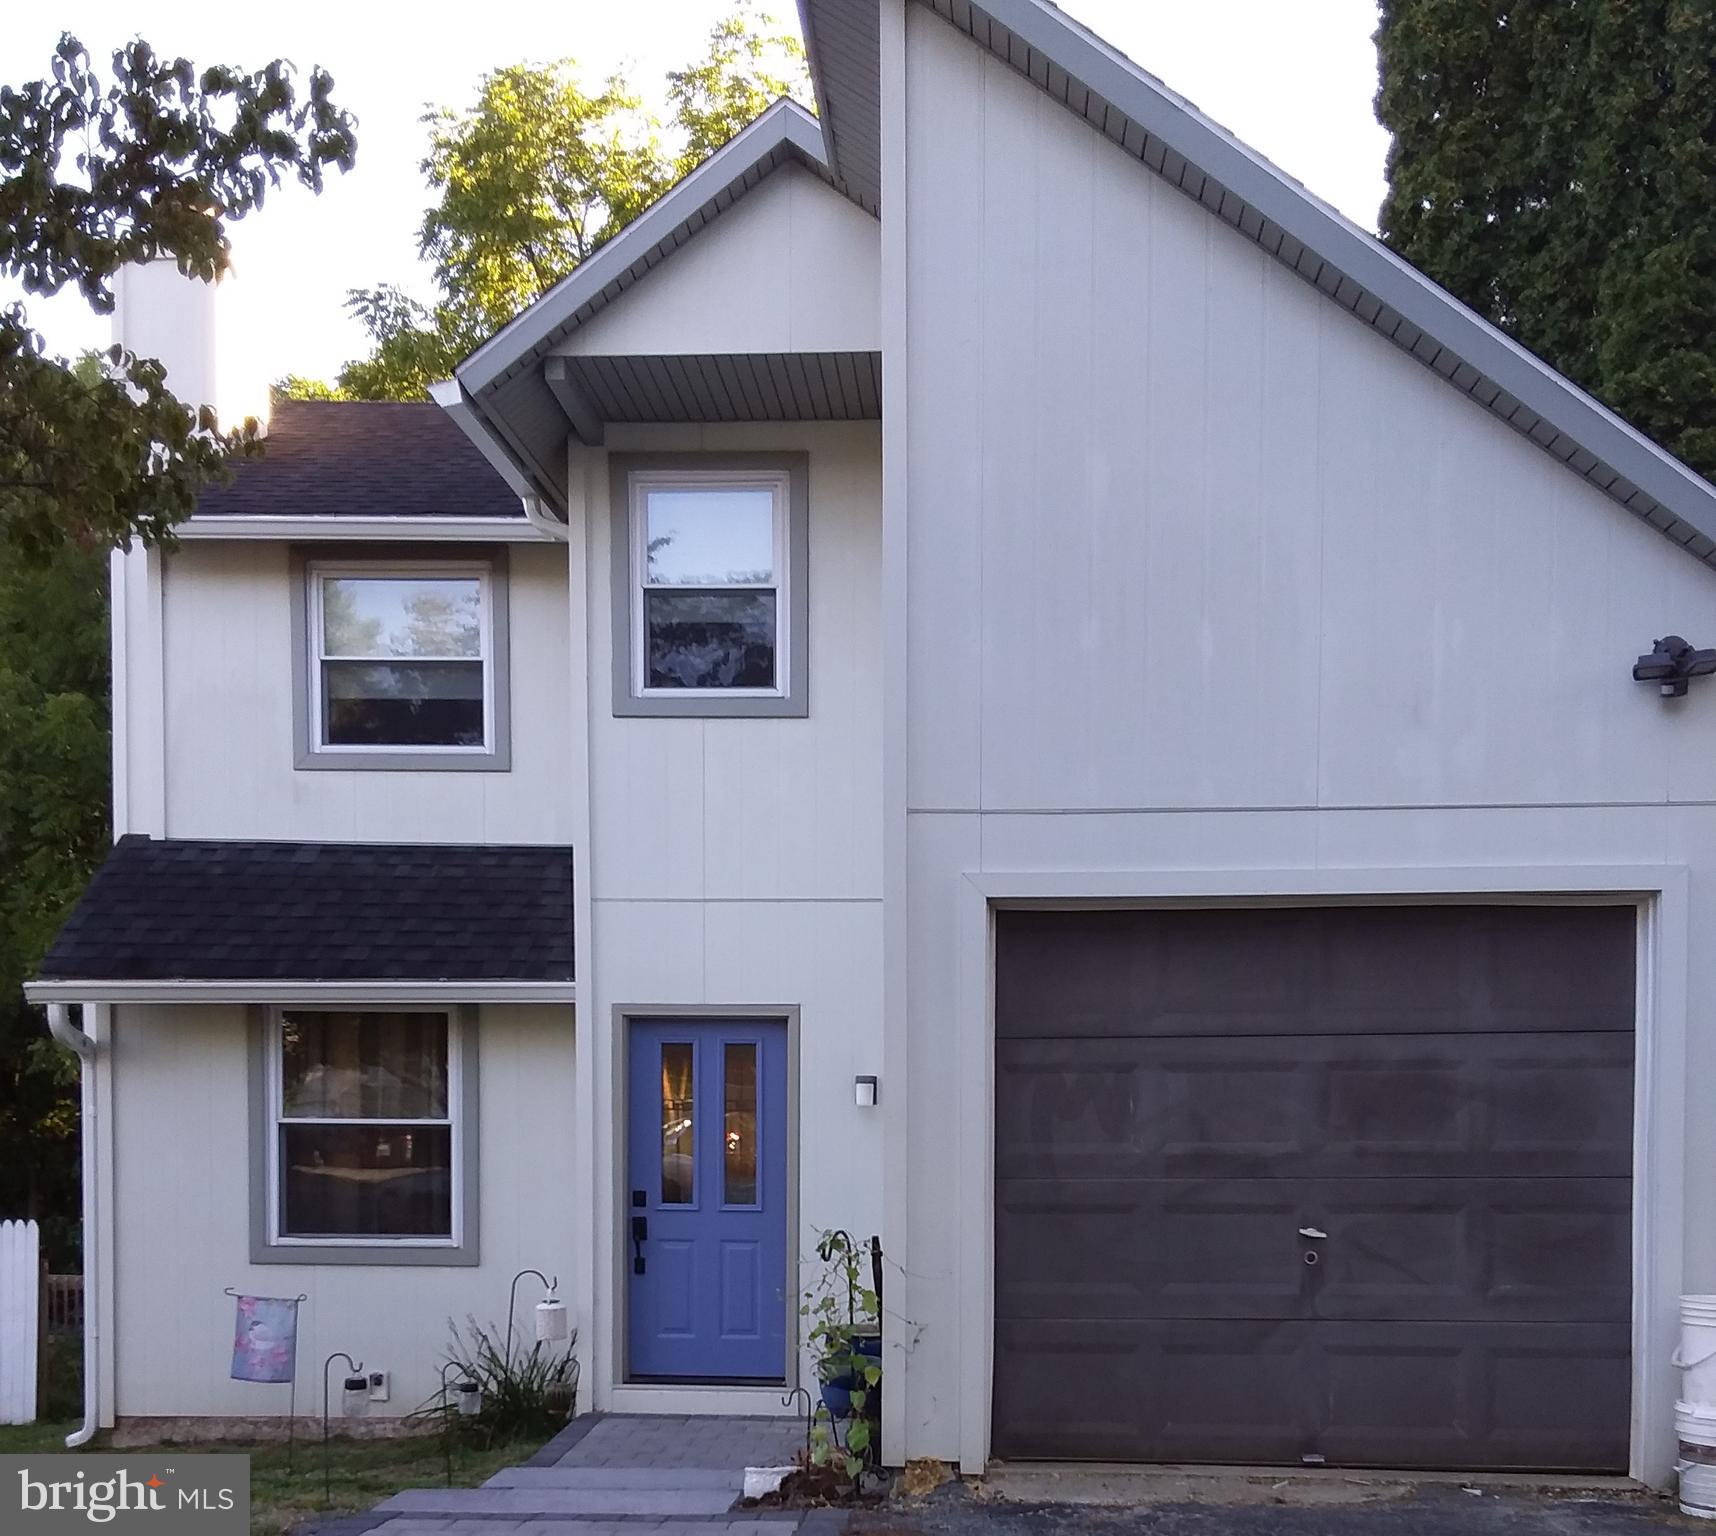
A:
[[993, 904, 1635, 1471]]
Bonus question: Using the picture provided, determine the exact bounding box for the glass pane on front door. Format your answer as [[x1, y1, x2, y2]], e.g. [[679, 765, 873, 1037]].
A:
[[723, 1043, 758, 1205], [660, 1043, 694, 1203]]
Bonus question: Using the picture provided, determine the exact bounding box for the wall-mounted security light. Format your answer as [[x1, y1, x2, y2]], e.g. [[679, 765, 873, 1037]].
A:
[[1633, 635, 1716, 697], [855, 1075, 879, 1108]]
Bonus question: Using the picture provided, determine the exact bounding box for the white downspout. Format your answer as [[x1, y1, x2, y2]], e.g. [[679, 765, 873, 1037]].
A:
[[521, 494, 569, 543], [45, 1003, 99, 1449]]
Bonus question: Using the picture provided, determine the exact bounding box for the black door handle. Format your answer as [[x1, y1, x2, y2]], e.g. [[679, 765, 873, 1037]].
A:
[[631, 1214, 648, 1274]]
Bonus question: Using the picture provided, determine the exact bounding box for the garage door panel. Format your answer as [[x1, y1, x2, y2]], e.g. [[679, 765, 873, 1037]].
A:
[[992, 1318, 1310, 1464], [997, 1177, 1630, 1323], [995, 906, 1636, 1040], [993, 1320, 1631, 1470], [997, 1033, 1633, 1182], [1317, 1324, 1632, 1471], [996, 1178, 1310, 1321], [1312, 1178, 1632, 1322]]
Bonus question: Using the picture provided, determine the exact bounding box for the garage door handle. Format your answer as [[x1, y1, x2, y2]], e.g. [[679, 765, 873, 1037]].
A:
[[1298, 1227, 1328, 1240]]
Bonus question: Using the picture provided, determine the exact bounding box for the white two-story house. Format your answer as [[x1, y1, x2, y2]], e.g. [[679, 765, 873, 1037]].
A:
[[30, 0, 1716, 1488]]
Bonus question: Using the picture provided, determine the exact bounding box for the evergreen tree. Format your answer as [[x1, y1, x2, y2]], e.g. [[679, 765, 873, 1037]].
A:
[[1376, 1, 1716, 478]]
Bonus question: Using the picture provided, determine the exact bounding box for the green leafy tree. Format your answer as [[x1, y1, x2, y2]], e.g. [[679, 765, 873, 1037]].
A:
[[300, 7, 811, 402], [0, 32, 353, 1259], [1, 34, 356, 558], [666, 2, 810, 175], [0, 483, 110, 1265], [1375, 1, 1716, 478]]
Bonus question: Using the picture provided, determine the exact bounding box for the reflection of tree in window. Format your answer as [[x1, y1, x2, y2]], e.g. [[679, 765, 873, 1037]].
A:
[[319, 576, 485, 746]]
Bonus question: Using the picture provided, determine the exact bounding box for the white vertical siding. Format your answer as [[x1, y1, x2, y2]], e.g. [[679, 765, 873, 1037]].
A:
[[574, 419, 883, 1406], [107, 1004, 575, 1420], [894, 6, 1716, 1474], [555, 164, 880, 358], [158, 541, 573, 844]]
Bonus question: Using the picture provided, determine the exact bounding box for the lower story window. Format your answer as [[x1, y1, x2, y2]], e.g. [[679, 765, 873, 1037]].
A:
[[271, 1009, 459, 1244]]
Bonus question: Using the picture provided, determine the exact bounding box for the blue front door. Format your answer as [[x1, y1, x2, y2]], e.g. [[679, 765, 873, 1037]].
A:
[[626, 1019, 788, 1381]]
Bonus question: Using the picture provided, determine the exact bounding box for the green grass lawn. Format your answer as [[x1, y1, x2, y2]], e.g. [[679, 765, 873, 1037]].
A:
[[0, 1419, 542, 1535]]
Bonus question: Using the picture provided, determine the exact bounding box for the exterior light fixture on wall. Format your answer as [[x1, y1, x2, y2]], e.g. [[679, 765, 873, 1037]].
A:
[[1633, 635, 1716, 697], [855, 1075, 879, 1108]]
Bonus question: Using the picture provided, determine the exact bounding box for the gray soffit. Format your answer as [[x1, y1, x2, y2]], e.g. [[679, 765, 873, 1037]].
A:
[[797, 0, 882, 212], [799, 0, 1716, 569], [446, 99, 871, 515], [549, 352, 881, 424]]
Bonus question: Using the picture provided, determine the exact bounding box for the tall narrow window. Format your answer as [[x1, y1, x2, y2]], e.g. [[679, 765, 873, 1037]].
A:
[[272, 1010, 459, 1243], [660, 1043, 696, 1205], [630, 472, 789, 697], [308, 563, 493, 752], [723, 1042, 758, 1206]]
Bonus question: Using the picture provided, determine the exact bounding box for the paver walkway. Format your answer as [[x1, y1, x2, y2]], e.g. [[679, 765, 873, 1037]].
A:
[[306, 1413, 829, 1536]]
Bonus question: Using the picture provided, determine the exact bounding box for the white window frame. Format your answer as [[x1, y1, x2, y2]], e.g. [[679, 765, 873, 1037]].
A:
[[306, 559, 497, 757], [265, 1006, 464, 1250], [627, 469, 792, 701]]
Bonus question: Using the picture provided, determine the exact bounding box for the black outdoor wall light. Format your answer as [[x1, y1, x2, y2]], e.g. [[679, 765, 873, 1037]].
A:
[[1633, 635, 1716, 697]]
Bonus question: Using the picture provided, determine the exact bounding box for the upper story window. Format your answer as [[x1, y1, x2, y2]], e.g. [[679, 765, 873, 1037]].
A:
[[294, 553, 512, 771], [611, 456, 809, 719]]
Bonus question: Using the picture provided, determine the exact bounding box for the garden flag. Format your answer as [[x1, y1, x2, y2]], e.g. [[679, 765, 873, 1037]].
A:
[[230, 1294, 300, 1383]]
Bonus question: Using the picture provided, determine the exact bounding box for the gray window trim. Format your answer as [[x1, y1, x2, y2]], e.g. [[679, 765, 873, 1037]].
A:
[[248, 1002, 481, 1267], [610, 453, 810, 718], [290, 544, 513, 771]]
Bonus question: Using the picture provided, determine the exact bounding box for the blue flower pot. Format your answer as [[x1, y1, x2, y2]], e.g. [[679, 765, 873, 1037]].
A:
[[818, 1335, 882, 1421]]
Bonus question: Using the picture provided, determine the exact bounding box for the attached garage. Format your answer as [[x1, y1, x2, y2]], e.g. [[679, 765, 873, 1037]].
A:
[[992, 904, 1636, 1471]]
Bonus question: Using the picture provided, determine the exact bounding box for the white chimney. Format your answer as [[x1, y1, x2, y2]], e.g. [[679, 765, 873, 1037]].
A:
[[111, 258, 269, 432]]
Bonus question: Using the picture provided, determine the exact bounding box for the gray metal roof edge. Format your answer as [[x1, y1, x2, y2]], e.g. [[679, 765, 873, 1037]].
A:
[[428, 380, 540, 504], [457, 98, 841, 397], [794, 0, 846, 181], [961, 0, 1716, 554]]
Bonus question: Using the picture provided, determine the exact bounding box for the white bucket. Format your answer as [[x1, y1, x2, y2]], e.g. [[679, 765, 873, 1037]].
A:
[[1677, 1297, 1716, 1408], [1683, 1459, 1716, 1520], [1679, 1400, 1716, 1447]]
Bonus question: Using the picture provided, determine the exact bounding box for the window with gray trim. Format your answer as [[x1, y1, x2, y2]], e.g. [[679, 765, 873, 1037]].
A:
[[250, 1005, 480, 1266], [611, 455, 809, 719], [291, 549, 513, 771]]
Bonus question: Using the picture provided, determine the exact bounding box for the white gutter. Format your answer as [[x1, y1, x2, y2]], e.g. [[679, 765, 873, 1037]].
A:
[[25, 979, 576, 1005], [175, 515, 552, 543], [45, 1004, 99, 1449]]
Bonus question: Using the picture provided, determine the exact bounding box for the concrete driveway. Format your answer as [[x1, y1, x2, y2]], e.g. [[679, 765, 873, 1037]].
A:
[[852, 1473, 1695, 1536]]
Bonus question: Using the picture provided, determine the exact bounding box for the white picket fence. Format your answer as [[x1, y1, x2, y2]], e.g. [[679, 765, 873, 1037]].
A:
[[0, 1220, 39, 1424]]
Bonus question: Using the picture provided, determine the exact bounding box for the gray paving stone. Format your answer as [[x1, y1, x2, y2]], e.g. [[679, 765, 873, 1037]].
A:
[[485, 1468, 744, 1492], [375, 1488, 741, 1518]]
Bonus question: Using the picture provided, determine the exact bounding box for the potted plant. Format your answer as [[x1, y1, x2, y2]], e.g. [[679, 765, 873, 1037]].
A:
[[802, 1229, 882, 1485]]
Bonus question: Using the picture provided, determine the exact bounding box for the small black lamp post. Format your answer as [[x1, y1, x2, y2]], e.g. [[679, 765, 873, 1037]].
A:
[[439, 1361, 483, 1486], [321, 1351, 366, 1508]]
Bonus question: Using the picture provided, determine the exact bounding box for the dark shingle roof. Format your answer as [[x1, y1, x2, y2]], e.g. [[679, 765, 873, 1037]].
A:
[[37, 836, 573, 983], [192, 400, 523, 520]]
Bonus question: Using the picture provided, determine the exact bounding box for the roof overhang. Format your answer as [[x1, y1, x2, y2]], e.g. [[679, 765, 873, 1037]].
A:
[[25, 979, 576, 1005], [440, 98, 876, 517], [799, 0, 1716, 571]]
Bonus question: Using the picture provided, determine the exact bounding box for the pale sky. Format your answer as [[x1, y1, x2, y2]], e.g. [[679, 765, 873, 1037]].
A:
[[0, 1, 1389, 384]]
